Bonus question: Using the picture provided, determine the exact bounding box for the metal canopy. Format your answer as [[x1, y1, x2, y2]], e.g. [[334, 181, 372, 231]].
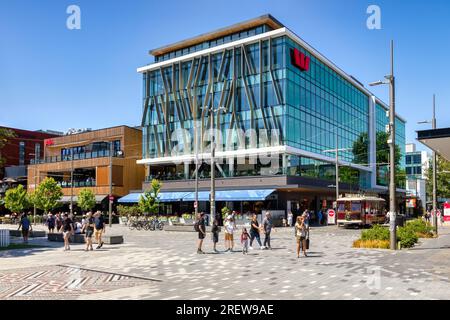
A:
[[417, 127, 450, 161]]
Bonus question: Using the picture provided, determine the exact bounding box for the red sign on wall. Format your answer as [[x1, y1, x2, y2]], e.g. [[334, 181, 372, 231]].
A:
[[44, 139, 54, 146], [291, 48, 310, 71]]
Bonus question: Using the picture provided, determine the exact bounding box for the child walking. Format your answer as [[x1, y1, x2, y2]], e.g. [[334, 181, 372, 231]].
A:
[[241, 227, 250, 254]]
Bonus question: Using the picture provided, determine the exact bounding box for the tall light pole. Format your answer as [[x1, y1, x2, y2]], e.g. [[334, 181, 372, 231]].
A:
[[418, 94, 438, 235], [369, 40, 397, 250], [108, 141, 113, 228], [194, 107, 199, 219], [70, 151, 74, 216], [324, 131, 351, 223], [202, 105, 227, 227], [29, 152, 38, 225]]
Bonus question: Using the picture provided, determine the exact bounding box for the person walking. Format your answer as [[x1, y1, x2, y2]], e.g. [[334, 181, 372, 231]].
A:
[[224, 215, 236, 252], [249, 214, 263, 250], [317, 210, 323, 226], [56, 213, 62, 231], [287, 211, 293, 227], [61, 214, 73, 251], [211, 216, 220, 253], [94, 211, 105, 249], [18, 213, 32, 244], [241, 227, 250, 254], [81, 212, 95, 251], [263, 212, 274, 250], [295, 215, 308, 258], [196, 212, 207, 254], [46, 213, 55, 234]]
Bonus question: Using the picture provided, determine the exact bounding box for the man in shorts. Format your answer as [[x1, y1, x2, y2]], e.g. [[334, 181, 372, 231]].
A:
[[94, 211, 105, 249], [18, 213, 32, 243], [82, 212, 95, 251], [197, 212, 206, 254], [224, 215, 236, 252]]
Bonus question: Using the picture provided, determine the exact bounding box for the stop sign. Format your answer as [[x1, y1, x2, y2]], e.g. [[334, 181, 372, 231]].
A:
[[327, 209, 336, 225], [194, 201, 198, 209], [109, 195, 114, 201]]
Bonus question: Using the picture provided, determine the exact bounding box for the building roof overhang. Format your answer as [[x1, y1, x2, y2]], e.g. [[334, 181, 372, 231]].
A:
[[149, 14, 284, 57], [417, 127, 450, 161]]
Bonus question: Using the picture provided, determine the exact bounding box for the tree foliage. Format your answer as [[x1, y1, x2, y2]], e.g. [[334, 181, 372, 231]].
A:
[[4, 184, 31, 213], [77, 188, 96, 212], [425, 155, 450, 200], [138, 179, 161, 215], [31, 177, 63, 213], [0, 128, 16, 167]]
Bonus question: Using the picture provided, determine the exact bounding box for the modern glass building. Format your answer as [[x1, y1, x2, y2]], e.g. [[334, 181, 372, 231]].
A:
[[133, 15, 406, 216]]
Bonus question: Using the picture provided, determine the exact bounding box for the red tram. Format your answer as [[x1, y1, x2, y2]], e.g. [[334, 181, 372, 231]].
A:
[[337, 195, 386, 227]]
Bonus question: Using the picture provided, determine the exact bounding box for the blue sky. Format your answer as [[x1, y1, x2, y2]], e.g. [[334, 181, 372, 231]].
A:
[[1, 0, 449, 151]]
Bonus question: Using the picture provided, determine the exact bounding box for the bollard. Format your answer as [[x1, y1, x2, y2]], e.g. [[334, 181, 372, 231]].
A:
[[0, 229, 11, 247]]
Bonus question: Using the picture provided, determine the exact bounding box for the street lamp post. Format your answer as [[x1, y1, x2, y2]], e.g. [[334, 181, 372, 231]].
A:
[[418, 94, 438, 235], [70, 152, 74, 216], [108, 141, 113, 228], [202, 105, 227, 227], [324, 131, 351, 223], [369, 40, 397, 250], [29, 152, 38, 225]]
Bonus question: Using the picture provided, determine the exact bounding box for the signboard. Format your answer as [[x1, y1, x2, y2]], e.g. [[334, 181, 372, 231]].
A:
[[406, 198, 416, 208], [109, 195, 114, 202], [444, 202, 450, 222], [44, 139, 54, 146], [194, 201, 198, 209], [327, 209, 336, 225], [291, 48, 310, 71]]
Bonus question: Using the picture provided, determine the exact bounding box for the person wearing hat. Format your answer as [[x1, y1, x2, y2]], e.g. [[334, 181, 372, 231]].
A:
[[224, 214, 236, 252]]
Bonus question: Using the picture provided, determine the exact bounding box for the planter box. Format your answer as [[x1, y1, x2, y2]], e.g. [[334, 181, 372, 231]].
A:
[[47, 232, 123, 245], [9, 230, 46, 238]]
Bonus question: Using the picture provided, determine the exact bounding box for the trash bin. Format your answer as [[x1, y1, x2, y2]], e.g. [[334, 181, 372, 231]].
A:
[[395, 214, 406, 227]]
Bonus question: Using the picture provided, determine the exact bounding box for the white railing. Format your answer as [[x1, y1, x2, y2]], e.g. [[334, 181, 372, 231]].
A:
[[0, 229, 10, 247]]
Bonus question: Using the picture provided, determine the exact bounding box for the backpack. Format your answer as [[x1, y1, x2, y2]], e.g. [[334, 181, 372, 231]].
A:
[[194, 220, 200, 232]]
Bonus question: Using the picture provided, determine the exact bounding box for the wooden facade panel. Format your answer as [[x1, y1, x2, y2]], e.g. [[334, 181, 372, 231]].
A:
[[96, 166, 108, 186]]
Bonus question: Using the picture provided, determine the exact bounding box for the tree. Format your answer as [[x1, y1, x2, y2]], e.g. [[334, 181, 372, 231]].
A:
[[352, 132, 369, 166], [0, 128, 16, 168], [138, 179, 161, 215], [31, 177, 63, 213], [425, 155, 450, 201], [4, 184, 31, 213], [77, 188, 96, 212], [352, 131, 402, 186], [339, 166, 359, 186]]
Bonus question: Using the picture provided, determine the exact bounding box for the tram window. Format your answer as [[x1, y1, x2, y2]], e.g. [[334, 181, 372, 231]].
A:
[[351, 202, 361, 212], [338, 203, 345, 211]]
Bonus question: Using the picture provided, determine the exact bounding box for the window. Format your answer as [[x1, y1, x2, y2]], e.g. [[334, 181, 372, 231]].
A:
[[34, 143, 41, 163], [19, 142, 25, 165]]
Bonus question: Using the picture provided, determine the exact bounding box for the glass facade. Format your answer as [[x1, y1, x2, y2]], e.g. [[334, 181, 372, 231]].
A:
[[375, 103, 406, 187], [141, 28, 406, 191]]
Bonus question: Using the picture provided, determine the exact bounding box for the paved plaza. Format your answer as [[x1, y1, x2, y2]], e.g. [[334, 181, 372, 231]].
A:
[[1, 223, 450, 300]]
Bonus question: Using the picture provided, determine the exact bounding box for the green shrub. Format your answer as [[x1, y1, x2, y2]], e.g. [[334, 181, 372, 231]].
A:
[[361, 225, 390, 241], [397, 226, 418, 248], [405, 219, 433, 236]]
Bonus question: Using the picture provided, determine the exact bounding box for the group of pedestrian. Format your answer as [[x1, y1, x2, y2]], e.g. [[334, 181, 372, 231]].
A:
[[196, 211, 276, 255], [17, 210, 105, 252], [60, 211, 106, 252]]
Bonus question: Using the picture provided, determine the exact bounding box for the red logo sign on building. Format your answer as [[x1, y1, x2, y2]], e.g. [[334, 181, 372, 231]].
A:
[[291, 48, 310, 71], [44, 139, 54, 146]]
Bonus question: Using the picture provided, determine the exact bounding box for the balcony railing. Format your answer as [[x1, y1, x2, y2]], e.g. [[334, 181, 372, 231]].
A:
[[57, 179, 96, 188], [30, 150, 124, 164]]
